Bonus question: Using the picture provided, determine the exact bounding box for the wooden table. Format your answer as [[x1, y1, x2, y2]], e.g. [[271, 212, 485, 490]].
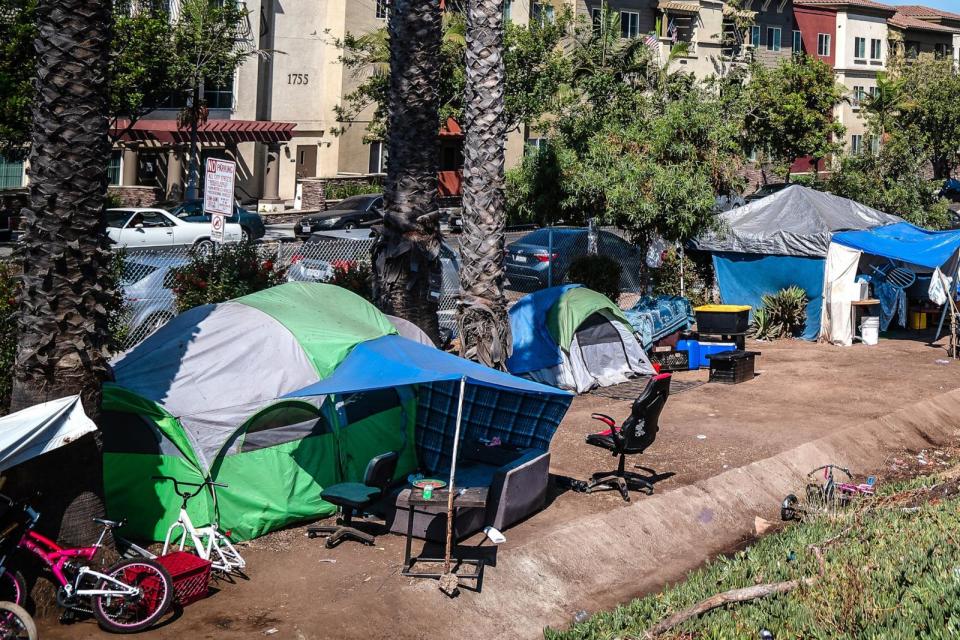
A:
[[851, 299, 880, 342], [400, 486, 488, 581]]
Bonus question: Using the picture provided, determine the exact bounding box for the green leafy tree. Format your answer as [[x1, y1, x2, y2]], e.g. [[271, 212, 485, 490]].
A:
[[742, 55, 846, 180], [827, 131, 950, 229], [169, 0, 257, 199], [861, 72, 911, 141], [894, 54, 960, 180], [0, 0, 36, 157]]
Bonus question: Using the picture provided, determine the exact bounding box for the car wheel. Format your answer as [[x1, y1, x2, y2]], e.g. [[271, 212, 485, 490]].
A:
[[241, 227, 251, 243], [344, 221, 357, 230], [193, 239, 215, 257]]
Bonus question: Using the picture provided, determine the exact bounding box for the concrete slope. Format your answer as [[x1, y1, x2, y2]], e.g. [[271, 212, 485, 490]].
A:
[[445, 387, 960, 639]]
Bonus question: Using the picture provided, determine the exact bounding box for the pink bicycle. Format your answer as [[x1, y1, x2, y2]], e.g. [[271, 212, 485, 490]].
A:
[[0, 495, 173, 634]]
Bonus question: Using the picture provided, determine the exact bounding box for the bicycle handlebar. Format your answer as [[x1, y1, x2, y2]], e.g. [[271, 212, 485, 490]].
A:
[[152, 476, 228, 500], [807, 464, 852, 480]]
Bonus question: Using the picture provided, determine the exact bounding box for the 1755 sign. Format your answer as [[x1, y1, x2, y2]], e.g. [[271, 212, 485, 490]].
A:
[[287, 73, 309, 85]]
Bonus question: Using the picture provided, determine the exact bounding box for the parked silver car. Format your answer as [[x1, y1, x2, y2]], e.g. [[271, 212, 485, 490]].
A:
[[120, 254, 189, 339]]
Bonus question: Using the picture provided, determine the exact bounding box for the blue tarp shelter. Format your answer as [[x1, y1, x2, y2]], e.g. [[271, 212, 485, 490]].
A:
[[822, 223, 960, 345], [691, 185, 900, 340], [287, 334, 573, 471]]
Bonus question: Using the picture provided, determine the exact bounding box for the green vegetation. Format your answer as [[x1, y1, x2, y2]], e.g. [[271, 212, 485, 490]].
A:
[[651, 248, 715, 308], [546, 468, 960, 640], [324, 260, 372, 302], [324, 180, 380, 202], [171, 243, 285, 313], [752, 286, 808, 340], [567, 254, 621, 303]]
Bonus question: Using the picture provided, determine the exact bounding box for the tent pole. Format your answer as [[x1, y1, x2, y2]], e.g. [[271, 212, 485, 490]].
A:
[[441, 376, 467, 590]]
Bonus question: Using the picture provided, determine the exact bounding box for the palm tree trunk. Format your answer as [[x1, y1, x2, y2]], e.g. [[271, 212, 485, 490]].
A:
[[457, 0, 511, 368], [373, 0, 443, 343], [9, 0, 113, 547], [12, 0, 114, 415]]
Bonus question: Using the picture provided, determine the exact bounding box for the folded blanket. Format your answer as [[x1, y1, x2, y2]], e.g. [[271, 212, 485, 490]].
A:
[[623, 295, 695, 350]]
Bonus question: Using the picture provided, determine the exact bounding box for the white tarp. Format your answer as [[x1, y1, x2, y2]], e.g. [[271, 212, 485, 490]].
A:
[[0, 396, 96, 472], [819, 244, 863, 346]]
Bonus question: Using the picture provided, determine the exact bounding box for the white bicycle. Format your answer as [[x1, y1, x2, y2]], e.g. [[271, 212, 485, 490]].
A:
[[153, 476, 246, 575]]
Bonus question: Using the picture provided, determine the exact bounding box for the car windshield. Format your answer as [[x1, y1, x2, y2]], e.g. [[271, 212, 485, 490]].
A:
[[327, 195, 376, 211], [106, 210, 134, 228]]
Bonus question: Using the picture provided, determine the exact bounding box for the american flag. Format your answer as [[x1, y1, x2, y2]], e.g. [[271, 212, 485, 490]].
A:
[[643, 32, 660, 56], [667, 19, 678, 43]]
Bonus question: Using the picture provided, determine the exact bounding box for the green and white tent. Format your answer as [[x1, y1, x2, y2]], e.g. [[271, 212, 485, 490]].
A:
[[102, 283, 416, 542], [102, 283, 572, 543]]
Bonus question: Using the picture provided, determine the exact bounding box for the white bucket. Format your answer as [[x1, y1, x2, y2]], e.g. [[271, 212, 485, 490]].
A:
[[860, 316, 880, 345]]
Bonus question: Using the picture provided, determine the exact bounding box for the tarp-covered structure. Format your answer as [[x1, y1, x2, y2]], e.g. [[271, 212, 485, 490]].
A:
[[0, 396, 96, 473], [506, 285, 654, 393], [691, 185, 901, 340], [821, 223, 960, 345], [102, 283, 571, 542]]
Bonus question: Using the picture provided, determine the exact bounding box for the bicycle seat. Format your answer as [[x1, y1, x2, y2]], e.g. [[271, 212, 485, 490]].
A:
[[93, 517, 125, 529]]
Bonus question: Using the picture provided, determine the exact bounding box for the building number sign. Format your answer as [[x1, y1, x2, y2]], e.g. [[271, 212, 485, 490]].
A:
[[287, 73, 309, 85]]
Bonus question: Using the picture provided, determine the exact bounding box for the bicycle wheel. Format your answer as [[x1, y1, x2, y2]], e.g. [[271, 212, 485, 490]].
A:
[[0, 601, 36, 640], [0, 570, 25, 607], [780, 494, 800, 521], [92, 558, 173, 634]]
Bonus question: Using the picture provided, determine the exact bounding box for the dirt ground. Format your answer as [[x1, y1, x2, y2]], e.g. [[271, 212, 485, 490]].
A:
[[38, 331, 960, 639]]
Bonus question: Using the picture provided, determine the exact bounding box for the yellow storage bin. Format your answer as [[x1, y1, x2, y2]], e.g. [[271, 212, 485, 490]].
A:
[[909, 311, 928, 330]]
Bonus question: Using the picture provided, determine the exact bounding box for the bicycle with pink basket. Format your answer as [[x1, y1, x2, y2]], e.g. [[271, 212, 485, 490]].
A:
[[781, 464, 876, 521], [0, 493, 173, 633]]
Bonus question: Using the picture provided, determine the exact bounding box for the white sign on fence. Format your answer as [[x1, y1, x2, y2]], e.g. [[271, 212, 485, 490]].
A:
[[203, 158, 236, 217], [210, 213, 226, 244]]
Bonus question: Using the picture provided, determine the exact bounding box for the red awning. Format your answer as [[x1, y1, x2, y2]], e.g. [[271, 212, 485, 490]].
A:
[[112, 118, 296, 144]]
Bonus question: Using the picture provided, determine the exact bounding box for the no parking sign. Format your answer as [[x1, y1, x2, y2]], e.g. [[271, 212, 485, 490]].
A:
[[204, 158, 236, 244]]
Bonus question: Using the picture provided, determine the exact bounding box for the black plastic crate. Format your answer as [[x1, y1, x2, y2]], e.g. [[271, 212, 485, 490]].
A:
[[649, 350, 690, 372], [706, 350, 760, 384], [694, 306, 750, 334]]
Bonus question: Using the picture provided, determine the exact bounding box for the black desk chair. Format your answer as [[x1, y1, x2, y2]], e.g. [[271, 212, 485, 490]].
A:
[[307, 451, 399, 548], [584, 373, 671, 502]]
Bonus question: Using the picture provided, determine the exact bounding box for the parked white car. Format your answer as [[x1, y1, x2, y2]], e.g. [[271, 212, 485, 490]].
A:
[[106, 208, 242, 254]]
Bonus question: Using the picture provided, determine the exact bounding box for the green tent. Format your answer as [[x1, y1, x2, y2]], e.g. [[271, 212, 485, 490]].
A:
[[101, 283, 418, 542]]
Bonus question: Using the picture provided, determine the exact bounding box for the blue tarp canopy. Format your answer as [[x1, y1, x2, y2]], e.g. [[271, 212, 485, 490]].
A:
[[713, 253, 826, 341], [287, 335, 573, 471], [505, 284, 581, 375], [287, 335, 572, 398], [833, 222, 960, 271]]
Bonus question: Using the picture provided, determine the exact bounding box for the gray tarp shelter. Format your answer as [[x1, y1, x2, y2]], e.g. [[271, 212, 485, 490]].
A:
[[690, 186, 901, 339]]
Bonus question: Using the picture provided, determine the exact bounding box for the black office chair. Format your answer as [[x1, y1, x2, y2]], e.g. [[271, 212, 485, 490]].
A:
[[307, 451, 399, 548], [584, 373, 671, 502]]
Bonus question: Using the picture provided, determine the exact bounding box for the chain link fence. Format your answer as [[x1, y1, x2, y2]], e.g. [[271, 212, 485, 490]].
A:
[[111, 223, 657, 352]]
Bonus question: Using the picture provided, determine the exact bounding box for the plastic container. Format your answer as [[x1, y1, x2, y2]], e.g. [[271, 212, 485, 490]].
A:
[[155, 551, 212, 606], [860, 316, 879, 346], [677, 339, 737, 369], [649, 350, 689, 372], [694, 305, 751, 335], [706, 350, 760, 384], [909, 311, 927, 330]]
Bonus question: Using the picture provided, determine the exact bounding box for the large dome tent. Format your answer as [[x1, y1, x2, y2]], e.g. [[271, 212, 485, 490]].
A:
[[102, 282, 571, 542]]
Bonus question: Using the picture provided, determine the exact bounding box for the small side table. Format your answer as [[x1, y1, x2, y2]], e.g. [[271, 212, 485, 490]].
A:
[[851, 299, 880, 342], [400, 487, 488, 582]]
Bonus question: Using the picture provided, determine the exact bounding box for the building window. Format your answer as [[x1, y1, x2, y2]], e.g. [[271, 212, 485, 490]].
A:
[[504, 0, 511, 22], [817, 33, 831, 57], [868, 86, 878, 99], [854, 36, 865, 59], [869, 135, 880, 155], [591, 7, 603, 34], [851, 85, 866, 108], [107, 150, 121, 186], [935, 42, 950, 58], [792, 30, 802, 53], [851, 134, 863, 155], [203, 75, 233, 109], [376, 0, 388, 20], [751, 25, 761, 46], [368, 141, 385, 174], [0, 156, 24, 190], [766, 27, 781, 51], [620, 11, 640, 38], [525, 137, 549, 155], [532, 2, 554, 25], [870, 38, 881, 60]]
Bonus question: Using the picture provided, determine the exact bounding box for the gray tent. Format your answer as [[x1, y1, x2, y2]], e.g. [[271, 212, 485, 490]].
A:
[[690, 185, 900, 340], [692, 185, 901, 258]]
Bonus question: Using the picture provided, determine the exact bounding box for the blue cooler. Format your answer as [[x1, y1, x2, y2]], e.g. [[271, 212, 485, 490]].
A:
[[677, 340, 737, 369]]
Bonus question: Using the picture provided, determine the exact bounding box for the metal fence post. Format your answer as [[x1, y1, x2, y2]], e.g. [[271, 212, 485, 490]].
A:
[[547, 226, 553, 289]]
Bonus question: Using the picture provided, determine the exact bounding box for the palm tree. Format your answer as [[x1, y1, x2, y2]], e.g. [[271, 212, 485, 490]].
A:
[[372, 0, 444, 342], [12, 0, 113, 414], [457, 0, 511, 369], [862, 72, 912, 143]]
